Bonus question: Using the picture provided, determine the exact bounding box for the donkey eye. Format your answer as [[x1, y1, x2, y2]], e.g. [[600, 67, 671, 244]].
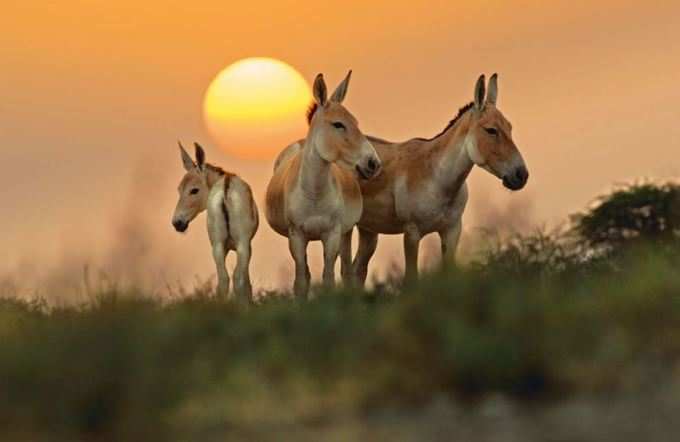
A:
[[331, 121, 346, 130], [189, 188, 200, 195], [484, 127, 499, 136]]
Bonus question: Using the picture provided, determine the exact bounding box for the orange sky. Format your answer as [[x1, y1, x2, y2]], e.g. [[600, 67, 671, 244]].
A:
[[2, 1, 680, 297]]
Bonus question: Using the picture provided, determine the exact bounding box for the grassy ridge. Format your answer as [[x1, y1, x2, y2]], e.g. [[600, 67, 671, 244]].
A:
[[2, 247, 680, 440], [3, 182, 680, 440]]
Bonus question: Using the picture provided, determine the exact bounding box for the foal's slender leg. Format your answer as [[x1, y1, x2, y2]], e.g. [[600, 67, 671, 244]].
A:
[[340, 229, 353, 286], [321, 226, 342, 288], [233, 241, 253, 302], [211, 242, 230, 297], [439, 219, 462, 268], [403, 224, 422, 281], [352, 227, 378, 286], [288, 228, 310, 299]]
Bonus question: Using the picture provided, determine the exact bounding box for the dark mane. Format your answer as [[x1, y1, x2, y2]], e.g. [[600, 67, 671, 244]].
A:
[[205, 163, 226, 176], [306, 102, 318, 125], [367, 135, 393, 144], [414, 102, 475, 142]]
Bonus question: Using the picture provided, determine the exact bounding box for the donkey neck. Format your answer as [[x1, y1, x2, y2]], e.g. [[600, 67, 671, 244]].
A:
[[429, 111, 476, 194], [203, 164, 228, 190], [298, 139, 333, 199]]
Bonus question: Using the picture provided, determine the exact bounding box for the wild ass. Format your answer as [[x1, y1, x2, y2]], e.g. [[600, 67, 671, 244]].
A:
[[265, 71, 381, 297], [172, 142, 259, 300], [353, 74, 529, 282]]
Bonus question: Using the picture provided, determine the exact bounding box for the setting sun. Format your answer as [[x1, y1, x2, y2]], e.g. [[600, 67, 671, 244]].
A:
[[203, 57, 311, 160]]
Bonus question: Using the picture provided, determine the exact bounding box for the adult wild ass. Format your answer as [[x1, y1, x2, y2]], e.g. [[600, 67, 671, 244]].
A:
[[172, 142, 259, 300], [266, 71, 381, 297], [354, 74, 529, 282]]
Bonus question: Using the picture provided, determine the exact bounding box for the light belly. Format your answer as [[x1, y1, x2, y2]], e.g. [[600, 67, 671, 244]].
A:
[[359, 184, 467, 235], [291, 196, 360, 240]]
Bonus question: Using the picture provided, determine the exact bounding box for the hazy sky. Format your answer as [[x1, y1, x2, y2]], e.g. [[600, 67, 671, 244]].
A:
[[3, 1, 679, 298]]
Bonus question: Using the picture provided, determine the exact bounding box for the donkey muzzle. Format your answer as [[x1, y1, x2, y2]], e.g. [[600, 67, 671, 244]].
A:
[[356, 156, 382, 180], [172, 219, 188, 232], [502, 166, 529, 191]]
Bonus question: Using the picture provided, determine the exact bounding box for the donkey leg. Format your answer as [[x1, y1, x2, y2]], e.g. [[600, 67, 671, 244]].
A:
[[439, 219, 462, 268], [352, 227, 378, 287], [211, 243, 230, 297], [233, 241, 253, 303], [321, 226, 342, 288], [403, 224, 422, 282], [340, 229, 354, 286], [288, 228, 310, 299]]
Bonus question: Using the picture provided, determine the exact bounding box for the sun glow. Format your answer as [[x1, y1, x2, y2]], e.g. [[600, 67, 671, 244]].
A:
[[203, 57, 312, 160]]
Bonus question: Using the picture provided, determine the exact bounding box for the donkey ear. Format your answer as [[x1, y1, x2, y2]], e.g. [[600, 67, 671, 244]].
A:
[[474, 74, 486, 111], [194, 142, 206, 171], [330, 70, 352, 103], [313, 73, 327, 107], [178, 141, 195, 171], [486, 73, 498, 106]]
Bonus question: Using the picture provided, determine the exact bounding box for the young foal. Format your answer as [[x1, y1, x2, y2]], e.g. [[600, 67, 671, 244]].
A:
[[265, 72, 381, 297], [172, 142, 259, 300], [353, 74, 529, 283]]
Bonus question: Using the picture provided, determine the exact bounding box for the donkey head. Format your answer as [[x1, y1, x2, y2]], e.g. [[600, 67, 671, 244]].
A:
[[465, 74, 528, 190], [307, 71, 381, 180], [172, 142, 210, 232]]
